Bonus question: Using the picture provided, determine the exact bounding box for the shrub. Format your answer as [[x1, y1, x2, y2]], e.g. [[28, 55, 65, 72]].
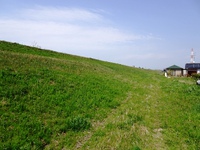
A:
[[191, 73, 200, 79]]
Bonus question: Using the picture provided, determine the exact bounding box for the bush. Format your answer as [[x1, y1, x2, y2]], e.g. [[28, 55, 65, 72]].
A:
[[191, 73, 200, 79]]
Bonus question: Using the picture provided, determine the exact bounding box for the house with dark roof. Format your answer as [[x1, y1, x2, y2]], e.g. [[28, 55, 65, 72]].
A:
[[165, 65, 183, 76], [185, 63, 200, 75]]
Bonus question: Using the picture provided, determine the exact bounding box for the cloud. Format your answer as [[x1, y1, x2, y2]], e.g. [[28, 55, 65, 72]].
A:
[[21, 6, 104, 23], [0, 6, 162, 68], [0, 7, 155, 43]]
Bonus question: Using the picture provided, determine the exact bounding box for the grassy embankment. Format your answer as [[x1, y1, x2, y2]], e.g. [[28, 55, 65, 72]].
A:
[[0, 41, 199, 149]]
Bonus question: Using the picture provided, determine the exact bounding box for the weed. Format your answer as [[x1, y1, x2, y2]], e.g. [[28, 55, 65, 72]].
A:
[[132, 146, 141, 150], [65, 116, 91, 132]]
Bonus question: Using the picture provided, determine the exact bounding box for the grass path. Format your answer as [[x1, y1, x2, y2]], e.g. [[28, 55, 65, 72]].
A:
[[44, 72, 199, 150], [71, 75, 199, 150], [63, 75, 168, 150]]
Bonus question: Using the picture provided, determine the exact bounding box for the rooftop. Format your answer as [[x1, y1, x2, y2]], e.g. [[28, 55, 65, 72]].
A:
[[166, 65, 183, 70]]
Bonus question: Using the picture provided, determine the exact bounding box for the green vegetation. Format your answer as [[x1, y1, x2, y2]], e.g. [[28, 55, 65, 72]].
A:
[[191, 73, 200, 80], [0, 41, 199, 149]]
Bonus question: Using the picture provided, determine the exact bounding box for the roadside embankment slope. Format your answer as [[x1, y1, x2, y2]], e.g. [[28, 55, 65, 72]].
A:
[[0, 41, 199, 149]]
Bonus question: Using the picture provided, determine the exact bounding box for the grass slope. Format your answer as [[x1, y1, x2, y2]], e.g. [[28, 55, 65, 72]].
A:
[[0, 41, 199, 149]]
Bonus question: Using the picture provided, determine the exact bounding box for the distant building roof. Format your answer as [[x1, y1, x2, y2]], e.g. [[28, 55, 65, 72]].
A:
[[185, 63, 200, 69], [166, 65, 183, 70]]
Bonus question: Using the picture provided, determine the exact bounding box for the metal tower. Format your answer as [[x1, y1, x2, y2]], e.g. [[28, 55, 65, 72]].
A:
[[190, 48, 195, 63]]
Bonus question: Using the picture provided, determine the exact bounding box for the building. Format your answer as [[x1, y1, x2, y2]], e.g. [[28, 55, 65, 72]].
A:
[[185, 63, 200, 75], [166, 65, 183, 76]]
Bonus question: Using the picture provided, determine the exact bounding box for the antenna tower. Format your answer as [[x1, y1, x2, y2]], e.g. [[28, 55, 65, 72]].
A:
[[190, 48, 195, 63]]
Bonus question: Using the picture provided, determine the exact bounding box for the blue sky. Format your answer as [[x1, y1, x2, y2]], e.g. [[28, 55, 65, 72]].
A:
[[0, 0, 200, 69]]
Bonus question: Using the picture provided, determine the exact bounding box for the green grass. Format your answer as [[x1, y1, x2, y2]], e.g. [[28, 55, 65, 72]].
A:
[[0, 41, 199, 149]]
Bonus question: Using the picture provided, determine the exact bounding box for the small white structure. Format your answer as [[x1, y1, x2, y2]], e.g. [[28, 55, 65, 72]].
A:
[[164, 72, 167, 77], [183, 70, 188, 76], [197, 69, 200, 74]]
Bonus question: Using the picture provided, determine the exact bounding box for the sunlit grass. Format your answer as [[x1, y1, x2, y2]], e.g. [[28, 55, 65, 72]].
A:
[[0, 41, 199, 149]]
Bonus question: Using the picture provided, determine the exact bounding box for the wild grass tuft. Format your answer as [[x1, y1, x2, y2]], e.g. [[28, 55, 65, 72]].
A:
[[65, 116, 91, 131]]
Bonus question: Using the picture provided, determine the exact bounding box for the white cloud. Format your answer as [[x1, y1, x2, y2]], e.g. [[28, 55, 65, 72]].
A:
[[0, 7, 152, 48], [21, 6, 103, 23], [0, 6, 162, 68]]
